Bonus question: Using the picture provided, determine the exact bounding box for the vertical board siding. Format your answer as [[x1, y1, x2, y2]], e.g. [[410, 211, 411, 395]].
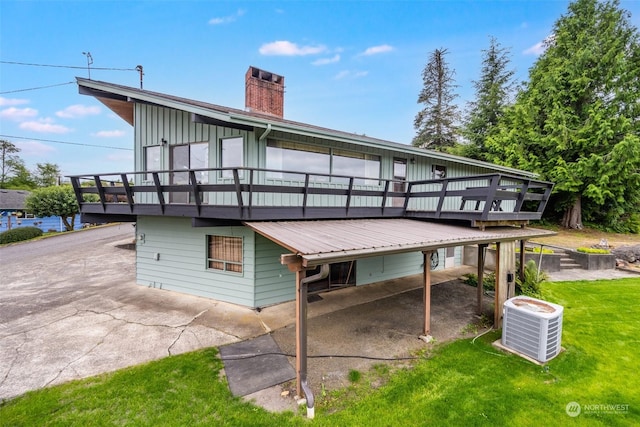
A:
[[355, 252, 424, 286], [136, 216, 257, 306], [253, 234, 296, 306]]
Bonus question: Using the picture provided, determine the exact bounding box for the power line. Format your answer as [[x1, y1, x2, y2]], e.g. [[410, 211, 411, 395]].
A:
[[0, 60, 136, 71], [0, 81, 75, 94], [0, 135, 133, 151]]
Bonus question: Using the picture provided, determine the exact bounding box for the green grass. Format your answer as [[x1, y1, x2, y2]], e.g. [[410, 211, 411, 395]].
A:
[[2, 278, 639, 426]]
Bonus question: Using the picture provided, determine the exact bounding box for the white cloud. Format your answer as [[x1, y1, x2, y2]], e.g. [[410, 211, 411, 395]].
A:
[[0, 97, 29, 107], [56, 104, 101, 119], [19, 118, 72, 134], [360, 44, 394, 56], [15, 140, 56, 156], [209, 9, 245, 25], [259, 40, 326, 56], [523, 34, 554, 56], [0, 107, 38, 121], [334, 70, 369, 80], [92, 130, 126, 138], [312, 54, 341, 66]]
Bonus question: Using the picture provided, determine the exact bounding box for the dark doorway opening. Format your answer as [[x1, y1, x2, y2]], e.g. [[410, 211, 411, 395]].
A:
[[307, 261, 356, 293]]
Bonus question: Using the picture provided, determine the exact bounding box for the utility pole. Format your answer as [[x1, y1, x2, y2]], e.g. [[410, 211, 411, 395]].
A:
[[82, 51, 93, 79]]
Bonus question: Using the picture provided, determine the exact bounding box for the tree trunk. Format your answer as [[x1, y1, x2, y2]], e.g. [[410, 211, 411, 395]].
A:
[[561, 195, 582, 229], [62, 216, 73, 232]]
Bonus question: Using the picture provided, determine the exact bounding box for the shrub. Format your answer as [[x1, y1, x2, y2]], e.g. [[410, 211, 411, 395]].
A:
[[0, 226, 43, 244], [516, 260, 547, 297], [462, 272, 495, 291], [576, 247, 611, 254], [524, 247, 554, 254]]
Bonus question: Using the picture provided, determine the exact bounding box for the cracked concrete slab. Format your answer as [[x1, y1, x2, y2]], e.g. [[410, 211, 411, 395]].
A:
[[0, 225, 266, 402]]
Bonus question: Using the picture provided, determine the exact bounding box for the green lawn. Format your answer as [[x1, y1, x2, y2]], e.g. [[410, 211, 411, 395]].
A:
[[1, 278, 639, 426]]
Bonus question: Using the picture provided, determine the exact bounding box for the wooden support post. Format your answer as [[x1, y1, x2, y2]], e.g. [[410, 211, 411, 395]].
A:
[[295, 269, 307, 397], [494, 242, 502, 328], [477, 244, 488, 315], [519, 239, 526, 283], [422, 251, 433, 336], [494, 241, 516, 328]]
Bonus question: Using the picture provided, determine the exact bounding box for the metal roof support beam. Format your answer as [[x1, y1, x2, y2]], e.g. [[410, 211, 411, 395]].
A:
[[422, 250, 433, 337]]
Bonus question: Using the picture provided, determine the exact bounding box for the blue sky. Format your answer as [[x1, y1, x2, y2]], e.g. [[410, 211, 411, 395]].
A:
[[1, 0, 639, 177]]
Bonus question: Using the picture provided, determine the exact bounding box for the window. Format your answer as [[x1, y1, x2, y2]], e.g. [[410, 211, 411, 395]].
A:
[[266, 140, 330, 181], [207, 235, 243, 273], [332, 149, 380, 185], [265, 140, 380, 185], [392, 158, 407, 207], [144, 146, 161, 181], [432, 164, 447, 179], [170, 142, 209, 203], [221, 137, 244, 178]]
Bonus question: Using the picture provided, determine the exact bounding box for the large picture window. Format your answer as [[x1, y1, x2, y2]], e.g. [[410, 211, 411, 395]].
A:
[[221, 137, 244, 178], [332, 149, 380, 185], [266, 140, 380, 185], [207, 235, 243, 273], [266, 140, 330, 181]]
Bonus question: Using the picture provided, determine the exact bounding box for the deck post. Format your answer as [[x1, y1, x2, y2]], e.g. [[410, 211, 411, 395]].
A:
[[519, 239, 526, 283], [477, 244, 488, 315], [422, 250, 433, 336], [494, 241, 516, 328]]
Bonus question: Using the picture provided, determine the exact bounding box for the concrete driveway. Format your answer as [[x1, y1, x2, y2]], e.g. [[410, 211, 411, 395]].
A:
[[0, 225, 268, 402]]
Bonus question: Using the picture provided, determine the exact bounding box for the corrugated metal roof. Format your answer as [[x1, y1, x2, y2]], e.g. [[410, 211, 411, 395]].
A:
[[244, 219, 555, 266]]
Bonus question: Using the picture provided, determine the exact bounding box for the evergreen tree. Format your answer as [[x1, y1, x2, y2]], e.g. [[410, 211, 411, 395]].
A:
[[463, 37, 516, 160], [413, 48, 460, 150], [34, 163, 61, 187], [487, 0, 640, 231], [0, 140, 20, 189]]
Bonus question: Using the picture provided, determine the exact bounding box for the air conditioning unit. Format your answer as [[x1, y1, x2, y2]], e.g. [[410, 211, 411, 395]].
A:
[[502, 296, 563, 363]]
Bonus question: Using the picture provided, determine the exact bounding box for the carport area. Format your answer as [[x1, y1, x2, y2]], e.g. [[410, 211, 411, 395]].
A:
[[246, 218, 555, 415]]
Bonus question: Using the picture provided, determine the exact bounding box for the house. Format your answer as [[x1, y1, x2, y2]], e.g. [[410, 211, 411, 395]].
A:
[[71, 66, 555, 309], [0, 189, 29, 215], [71, 67, 555, 412]]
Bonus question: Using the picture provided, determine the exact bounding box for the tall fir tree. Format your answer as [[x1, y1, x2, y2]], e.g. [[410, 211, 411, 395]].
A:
[[486, 0, 640, 231], [413, 48, 460, 150], [463, 37, 516, 161]]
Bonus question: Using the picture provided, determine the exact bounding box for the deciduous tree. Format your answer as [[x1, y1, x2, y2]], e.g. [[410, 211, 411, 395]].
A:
[[25, 186, 79, 231]]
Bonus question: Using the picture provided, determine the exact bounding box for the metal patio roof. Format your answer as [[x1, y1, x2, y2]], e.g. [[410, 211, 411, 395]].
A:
[[244, 219, 555, 267]]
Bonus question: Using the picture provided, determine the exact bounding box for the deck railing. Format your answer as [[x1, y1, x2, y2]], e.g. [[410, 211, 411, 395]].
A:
[[69, 167, 553, 226]]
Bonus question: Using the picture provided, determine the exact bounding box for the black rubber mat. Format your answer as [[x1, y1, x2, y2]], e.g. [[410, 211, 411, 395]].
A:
[[219, 334, 295, 396]]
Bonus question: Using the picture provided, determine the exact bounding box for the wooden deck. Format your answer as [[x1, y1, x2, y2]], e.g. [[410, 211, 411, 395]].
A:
[[69, 168, 553, 228]]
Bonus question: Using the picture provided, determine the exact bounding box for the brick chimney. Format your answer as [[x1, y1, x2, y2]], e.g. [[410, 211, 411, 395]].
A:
[[245, 66, 285, 118]]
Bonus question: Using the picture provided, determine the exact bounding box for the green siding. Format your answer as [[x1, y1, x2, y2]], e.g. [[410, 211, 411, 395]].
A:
[[355, 252, 424, 286], [136, 216, 257, 306], [254, 234, 296, 307]]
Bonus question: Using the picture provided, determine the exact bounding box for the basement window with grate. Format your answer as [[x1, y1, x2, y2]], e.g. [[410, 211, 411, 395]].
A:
[[207, 235, 243, 273]]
